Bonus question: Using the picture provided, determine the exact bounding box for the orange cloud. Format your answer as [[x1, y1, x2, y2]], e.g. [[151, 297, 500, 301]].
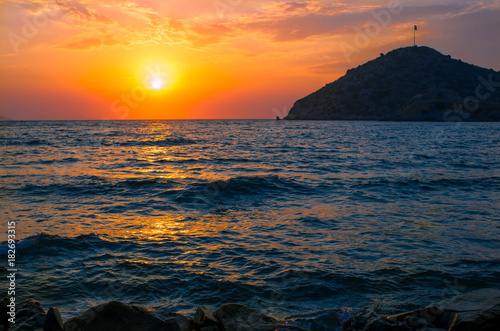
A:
[[57, 34, 122, 50]]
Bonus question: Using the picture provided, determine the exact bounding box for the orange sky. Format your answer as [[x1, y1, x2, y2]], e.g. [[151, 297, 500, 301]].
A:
[[1, 0, 499, 120]]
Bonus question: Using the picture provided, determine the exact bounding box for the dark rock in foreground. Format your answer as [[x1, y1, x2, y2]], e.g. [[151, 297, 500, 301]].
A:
[[343, 311, 412, 331], [343, 288, 500, 330], [284, 46, 500, 121], [10, 299, 46, 331], [436, 288, 500, 330], [194, 305, 220, 330], [214, 303, 308, 331], [285, 309, 344, 331], [44, 307, 64, 331], [0, 296, 11, 329], [63, 301, 191, 331], [1, 288, 499, 331]]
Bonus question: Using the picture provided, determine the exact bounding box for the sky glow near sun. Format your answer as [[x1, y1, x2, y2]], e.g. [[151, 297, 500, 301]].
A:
[[0, 0, 499, 120]]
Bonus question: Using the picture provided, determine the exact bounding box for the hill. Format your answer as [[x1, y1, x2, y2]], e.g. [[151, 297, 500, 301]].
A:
[[284, 46, 500, 121]]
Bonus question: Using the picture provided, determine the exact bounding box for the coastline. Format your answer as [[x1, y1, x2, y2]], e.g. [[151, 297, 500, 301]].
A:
[[2, 288, 499, 330]]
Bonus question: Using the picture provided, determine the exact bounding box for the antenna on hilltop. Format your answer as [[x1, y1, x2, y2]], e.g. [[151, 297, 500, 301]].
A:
[[413, 25, 417, 46]]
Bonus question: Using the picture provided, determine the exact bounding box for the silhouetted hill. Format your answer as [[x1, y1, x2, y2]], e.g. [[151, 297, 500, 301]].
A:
[[285, 46, 500, 121]]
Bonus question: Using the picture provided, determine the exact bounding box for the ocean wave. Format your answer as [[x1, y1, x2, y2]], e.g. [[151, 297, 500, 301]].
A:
[[0, 138, 52, 146], [21, 182, 110, 196], [0, 234, 43, 255], [352, 175, 499, 190], [0, 233, 58, 255], [0, 135, 196, 148], [14, 157, 81, 166], [119, 137, 196, 147], [0, 233, 113, 255], [19, 177, 179, 196], [125, 157, 201, 165], [173, 175, 313, 204]]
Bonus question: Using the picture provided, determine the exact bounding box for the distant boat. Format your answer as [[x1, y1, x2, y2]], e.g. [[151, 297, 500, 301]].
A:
[[276, 116, 281, 120]]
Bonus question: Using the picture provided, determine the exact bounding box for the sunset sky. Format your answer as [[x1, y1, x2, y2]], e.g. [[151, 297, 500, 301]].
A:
[[1, 0, 499, 120]]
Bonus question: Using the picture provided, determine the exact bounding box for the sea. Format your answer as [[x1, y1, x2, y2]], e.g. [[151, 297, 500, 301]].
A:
[[1, 120, 499, 329]]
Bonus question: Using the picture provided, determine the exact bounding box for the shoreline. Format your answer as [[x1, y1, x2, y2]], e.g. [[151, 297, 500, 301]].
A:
[[2, 288, 499, 330]]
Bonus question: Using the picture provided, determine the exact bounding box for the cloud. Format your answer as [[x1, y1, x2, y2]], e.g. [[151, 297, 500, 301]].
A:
[[20, 0, 110, 26], [308, 61, 348, 75], [57, 34, 121, 50], [3, 0, 500, 51], [241, 13, 356, 42], [282, 2, 309, 12], [226, 1, 500, 43], [58, 36, 102, 50]]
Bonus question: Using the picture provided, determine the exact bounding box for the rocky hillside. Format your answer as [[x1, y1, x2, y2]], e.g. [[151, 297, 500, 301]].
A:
[[284, 46, 500, 121]]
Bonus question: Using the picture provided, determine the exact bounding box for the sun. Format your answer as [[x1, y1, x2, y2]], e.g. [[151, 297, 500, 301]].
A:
[[139, 63, 176, 92], [149, 77, 165, 90]]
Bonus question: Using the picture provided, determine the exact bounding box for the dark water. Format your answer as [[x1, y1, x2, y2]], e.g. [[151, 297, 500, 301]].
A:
[[1, 120, 499, 327]]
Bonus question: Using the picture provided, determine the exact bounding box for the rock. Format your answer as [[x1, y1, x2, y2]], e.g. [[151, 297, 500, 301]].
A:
[[404, 315, 434, 329], [0, 296, 11, 329], [194, 305, 220, 329], [438, 288, 500, 331], [388, 306, 444, 328], [10, 298, 46, 331], [44, 307, 64, 331], [309, 311, 341, 330], [285, 310, 342, 331], [284, 46, 500, 121], [63, 301, 190, 331], [214, 303, 309, 331], [201, 326, 220, 331], [360, 288, 500, 330], [342, 311, 411, 331]]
